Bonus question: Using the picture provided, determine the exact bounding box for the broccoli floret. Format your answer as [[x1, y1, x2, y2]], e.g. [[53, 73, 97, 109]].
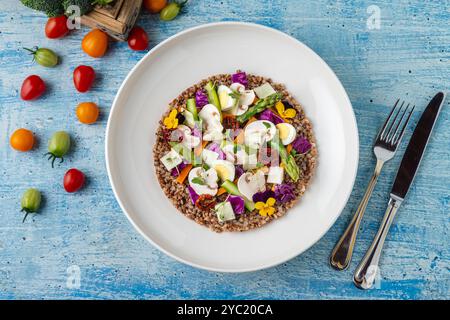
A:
[[62, 0, 94, 16], [20, 0, 65, 17]]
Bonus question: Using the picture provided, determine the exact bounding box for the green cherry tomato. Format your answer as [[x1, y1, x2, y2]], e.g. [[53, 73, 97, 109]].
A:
[[21, 188, 42, 223], [46, 131, 71, 168], [24, 47, 58, 68], [160, 1, 187, 21]]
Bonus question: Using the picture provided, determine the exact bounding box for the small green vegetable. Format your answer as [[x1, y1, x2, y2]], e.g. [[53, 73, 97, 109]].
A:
[[23, 47, 58, 68], [186, 98, 199, 121], [221, 180, 255, 211], [237, 92, 283, 123], [45, 131, 71, 168], [204, 81, 222, 119], [160, 1, 187, 21], [270, 138, 300, 182], [21, 188, 42, 223]]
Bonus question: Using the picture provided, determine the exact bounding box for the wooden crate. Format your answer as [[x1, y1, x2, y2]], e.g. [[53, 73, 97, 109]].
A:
[[81, 0, 142, 41]]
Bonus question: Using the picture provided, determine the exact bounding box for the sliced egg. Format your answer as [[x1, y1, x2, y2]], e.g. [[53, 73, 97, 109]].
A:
[[188, 167, 218, 196], [212, 160, 235, 182], [244, 120, 276, 149], [237, 170, 266, 200], [217, 85, 236, 111], [276, 123, 297, 145]]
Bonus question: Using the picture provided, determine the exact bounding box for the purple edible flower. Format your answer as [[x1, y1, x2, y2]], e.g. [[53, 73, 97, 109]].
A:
[[207, 143, 226, 160], [235, 165, 245, 179], [258, 109, 284, 125], [252, 190, 276, 203], [228, 195, 245, 214], [195, 89, 209, 108], [274, 184, 295, 203], [292, 136, 312, 154], [187, 186, 200, 205], [231, 71, 248, 88], [170, 161, 187, 177]]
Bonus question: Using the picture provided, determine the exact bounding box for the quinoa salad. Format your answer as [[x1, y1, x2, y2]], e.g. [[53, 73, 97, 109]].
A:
[[153, 71, 317, 232]]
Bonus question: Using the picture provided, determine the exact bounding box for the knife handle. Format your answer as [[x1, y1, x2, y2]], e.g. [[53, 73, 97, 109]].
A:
[[353, 197, 401, 289], [330, 159, 384, 270]]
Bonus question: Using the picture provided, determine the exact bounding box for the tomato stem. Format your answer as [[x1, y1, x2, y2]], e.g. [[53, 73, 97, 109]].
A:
[[23, 47, 38, 55], [44, 152, 63, 168]]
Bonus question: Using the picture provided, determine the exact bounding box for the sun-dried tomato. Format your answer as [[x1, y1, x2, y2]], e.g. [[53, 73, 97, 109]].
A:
[[258, 145, 279, 166], [195, 194, 216, 211], [223, 116, 240, 130]]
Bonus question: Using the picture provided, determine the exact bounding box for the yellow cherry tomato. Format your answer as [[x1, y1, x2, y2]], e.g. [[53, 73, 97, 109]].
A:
[[76, 102, 99, 124], [144, 0, 167, 13], [10, 128, 35, 152], [82, 29, 108, 58]]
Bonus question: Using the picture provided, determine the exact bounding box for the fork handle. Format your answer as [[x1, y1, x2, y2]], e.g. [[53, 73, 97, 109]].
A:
[[353, 197, 401, 289], [330, 159, 384, 270]]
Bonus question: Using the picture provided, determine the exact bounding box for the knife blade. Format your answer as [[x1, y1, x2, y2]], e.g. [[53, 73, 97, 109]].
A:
[[391, 92, 446, 200]]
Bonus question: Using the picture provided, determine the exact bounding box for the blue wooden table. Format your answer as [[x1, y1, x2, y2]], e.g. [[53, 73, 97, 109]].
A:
[[0, 0, 448, 300]]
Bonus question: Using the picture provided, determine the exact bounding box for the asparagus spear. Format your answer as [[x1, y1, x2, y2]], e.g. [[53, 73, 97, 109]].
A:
[[236, 92, 283, 123], [204, 81, 221, 108], [270, 138, 300, 182]]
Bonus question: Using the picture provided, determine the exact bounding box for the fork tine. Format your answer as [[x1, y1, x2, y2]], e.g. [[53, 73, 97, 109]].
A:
[[378, 99, 399, 140], [392, 105, 415, 146], [387, 103, 410, 144], [381, 100, 404, 140]]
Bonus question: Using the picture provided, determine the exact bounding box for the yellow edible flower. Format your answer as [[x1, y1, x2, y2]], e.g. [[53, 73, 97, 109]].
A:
[[255, 197, 276, 217], [163, 109, 179, 129], [275, 101, 297, 120]]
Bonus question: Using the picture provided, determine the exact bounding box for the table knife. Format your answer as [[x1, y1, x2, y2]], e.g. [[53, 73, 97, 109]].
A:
[[353, 92, 446, 289]]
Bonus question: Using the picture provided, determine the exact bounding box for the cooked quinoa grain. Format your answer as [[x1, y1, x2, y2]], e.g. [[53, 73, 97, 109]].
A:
[[153, 73, 317, 232]]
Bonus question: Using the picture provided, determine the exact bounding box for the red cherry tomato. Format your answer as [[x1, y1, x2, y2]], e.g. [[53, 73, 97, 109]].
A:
[[20, 75, 46, 100], [128, 26, 149, 51], [45, 15, 70, 39], [63, 168, 85, 193], [73, 65, 95, 93]]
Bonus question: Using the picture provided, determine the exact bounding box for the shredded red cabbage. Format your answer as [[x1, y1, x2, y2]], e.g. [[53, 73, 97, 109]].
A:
[[235, 165, 245, 179], [170, 161, 187, 177], [274, 184, 295, 203], [195, 89, 209, 108], [207, 143, 226, 160], [228, 195, 245, 214], [191, 125, 202, 139], [187, 186, 200, 204], [292, 136, 311, 154], [258, 109, 284, 124], [252, 190, 276, 203], [231, 71, 248, 87]]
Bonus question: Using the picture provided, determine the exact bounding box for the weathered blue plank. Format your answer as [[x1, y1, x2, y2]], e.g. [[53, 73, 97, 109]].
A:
[[0, 0, 448, 299]]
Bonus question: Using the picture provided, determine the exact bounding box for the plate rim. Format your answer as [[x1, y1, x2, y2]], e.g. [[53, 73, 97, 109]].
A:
[[105, 21, 359, 273]]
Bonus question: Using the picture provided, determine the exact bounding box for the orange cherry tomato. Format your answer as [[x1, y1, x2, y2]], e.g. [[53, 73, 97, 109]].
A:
[[10, 128, 35, 152], [82, 29, 108, 58], [144, 0, 167, 13], [76, 102, 99, 124]]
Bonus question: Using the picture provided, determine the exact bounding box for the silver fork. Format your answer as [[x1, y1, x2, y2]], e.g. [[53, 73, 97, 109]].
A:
[[330, 100, 414, 270]]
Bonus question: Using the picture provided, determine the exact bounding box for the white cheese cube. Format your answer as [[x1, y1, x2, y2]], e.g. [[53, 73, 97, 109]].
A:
[[160, 149, 183, 171], [267, 166, 284, 184]]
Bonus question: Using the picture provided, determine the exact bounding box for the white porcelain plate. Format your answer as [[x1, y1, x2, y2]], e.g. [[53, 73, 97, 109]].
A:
[[106, 22, 358, 272]]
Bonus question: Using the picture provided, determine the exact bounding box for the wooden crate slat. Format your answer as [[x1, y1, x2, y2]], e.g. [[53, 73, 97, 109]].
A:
[[93, 0, 124, 19], [80, 0, 142, 41]]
